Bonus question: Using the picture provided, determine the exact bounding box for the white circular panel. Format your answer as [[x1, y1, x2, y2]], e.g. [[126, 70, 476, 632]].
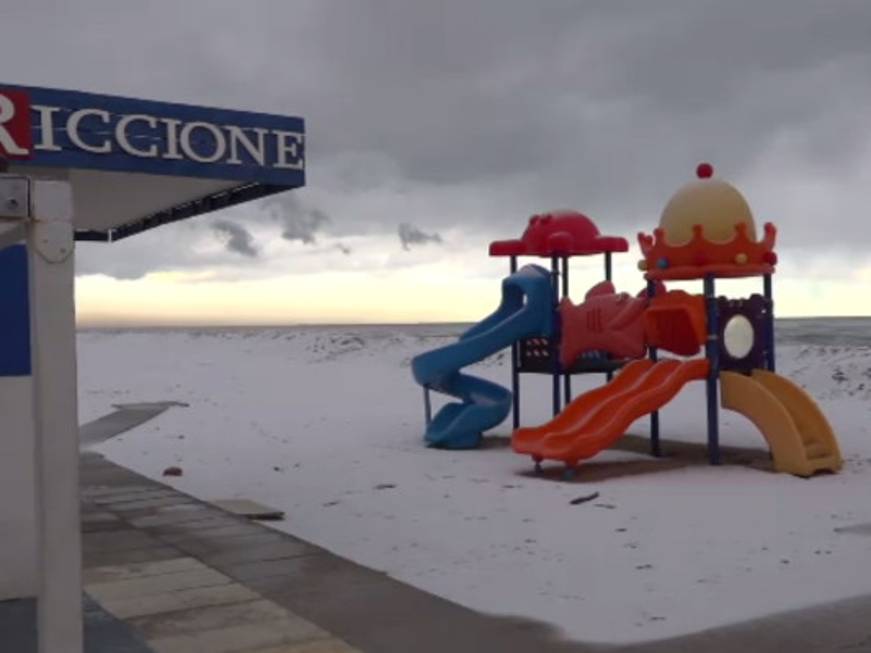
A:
[[723, 315, 754, 359]]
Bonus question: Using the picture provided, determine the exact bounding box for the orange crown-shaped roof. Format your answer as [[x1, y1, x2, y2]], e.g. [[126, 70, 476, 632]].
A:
[[638, 221, 778, 281]]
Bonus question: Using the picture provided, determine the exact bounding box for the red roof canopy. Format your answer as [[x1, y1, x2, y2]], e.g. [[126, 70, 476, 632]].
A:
[[489, 210, 628, 257]]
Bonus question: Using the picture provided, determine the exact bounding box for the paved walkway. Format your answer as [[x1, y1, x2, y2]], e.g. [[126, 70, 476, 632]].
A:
[[80, 453, 587, 653], [81, 453, 362, 653], [80, 402, 188, 448], [79, 453, 871, 653]]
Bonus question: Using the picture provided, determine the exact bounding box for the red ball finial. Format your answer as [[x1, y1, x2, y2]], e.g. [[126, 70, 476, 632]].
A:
[[696, 162, 714, 179]]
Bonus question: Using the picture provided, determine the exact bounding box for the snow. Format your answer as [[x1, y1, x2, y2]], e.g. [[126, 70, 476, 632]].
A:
[[79, 326, 871, 644]]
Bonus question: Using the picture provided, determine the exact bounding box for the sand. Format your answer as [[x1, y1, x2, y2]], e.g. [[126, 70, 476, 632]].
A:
[[79, 326, 871, 644]]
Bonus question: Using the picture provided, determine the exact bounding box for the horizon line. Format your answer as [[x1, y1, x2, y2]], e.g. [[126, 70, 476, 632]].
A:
[[75, 315, 871, 330]]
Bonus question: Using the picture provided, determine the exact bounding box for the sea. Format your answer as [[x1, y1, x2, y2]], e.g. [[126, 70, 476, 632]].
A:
[[79, 317, 871, 348], [774, 317, 871, 348]]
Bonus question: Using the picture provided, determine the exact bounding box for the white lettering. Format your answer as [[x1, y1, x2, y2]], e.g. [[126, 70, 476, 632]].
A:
[[17, 101, 303, 172], [116, 114, 158, 158], [225, 125, 267, 166], [159, 118, 183, 160], [179, 121, 226, 163], [272, 130, 303, 170], [31, 105, 62, 151], [67, 108, 111, 154], [0, 94, 29, 156]]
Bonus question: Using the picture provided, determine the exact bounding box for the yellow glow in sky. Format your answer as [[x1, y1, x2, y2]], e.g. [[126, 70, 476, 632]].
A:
[[75, 260, 871, 326], [76, 268, 502, 326]]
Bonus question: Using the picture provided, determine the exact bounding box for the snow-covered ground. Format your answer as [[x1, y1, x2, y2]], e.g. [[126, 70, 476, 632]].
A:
[[79, 325, 871, 644]]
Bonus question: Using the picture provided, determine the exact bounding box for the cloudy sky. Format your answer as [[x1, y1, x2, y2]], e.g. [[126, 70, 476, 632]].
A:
[[3, 1, 871, 325]]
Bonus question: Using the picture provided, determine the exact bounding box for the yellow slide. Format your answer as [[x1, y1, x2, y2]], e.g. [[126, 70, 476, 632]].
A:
[[720, 370, 842, 477]]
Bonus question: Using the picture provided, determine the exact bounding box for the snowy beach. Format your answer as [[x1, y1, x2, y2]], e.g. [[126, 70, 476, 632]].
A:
[[79, 322, 871, 644]]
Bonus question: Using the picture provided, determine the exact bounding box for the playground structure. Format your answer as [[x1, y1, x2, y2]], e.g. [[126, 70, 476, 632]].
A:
[[412, 164, 842, 477]]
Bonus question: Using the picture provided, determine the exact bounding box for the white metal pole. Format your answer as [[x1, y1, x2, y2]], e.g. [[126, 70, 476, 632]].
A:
[[27, 179, 83, 653]]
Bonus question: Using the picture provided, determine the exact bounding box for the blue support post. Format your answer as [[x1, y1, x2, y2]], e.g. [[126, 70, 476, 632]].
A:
[[646, 279, 660, 456], [561, 256, 571, 404], [0, 245, 31, 377], [424, 386, 432, 425], [704, 274, 721, 465], [763, 273, 775, 372], [550, 256, 561, 417], [510, 255, 520, 428]]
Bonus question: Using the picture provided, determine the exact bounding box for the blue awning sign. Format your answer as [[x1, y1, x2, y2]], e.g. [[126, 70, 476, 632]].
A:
[[0, 84, 305, 240]]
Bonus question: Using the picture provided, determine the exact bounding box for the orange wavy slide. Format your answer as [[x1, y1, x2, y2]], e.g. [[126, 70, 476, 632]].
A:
[[513, 358, 709, 465]]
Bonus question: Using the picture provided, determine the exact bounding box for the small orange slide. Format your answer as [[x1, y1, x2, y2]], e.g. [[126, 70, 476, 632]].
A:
[[513, 358, 709, 465]]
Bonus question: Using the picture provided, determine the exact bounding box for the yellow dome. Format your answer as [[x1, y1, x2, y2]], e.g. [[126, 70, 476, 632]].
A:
[[659, 165, 756, 246]]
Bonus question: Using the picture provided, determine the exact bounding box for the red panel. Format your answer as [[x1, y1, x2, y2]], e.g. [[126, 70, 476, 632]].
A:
[[644, 291, 707, 356], [559, 281, 648, 366], [0, 89, 32, 159]]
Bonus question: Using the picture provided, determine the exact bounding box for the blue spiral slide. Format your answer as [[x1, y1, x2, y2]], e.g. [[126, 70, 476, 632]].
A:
[[411, 265, 555, 449]]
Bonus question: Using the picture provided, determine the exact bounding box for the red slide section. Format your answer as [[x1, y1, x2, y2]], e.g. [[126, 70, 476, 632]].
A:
[[512, 358, 709, 465]]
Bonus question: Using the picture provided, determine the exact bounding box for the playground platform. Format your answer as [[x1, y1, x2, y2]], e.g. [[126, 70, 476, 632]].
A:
[[4, 452, 871, 652]]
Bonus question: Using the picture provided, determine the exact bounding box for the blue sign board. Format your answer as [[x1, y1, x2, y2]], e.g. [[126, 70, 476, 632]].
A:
[[0, 83, 305, 240], [0, 245, 31, 376]]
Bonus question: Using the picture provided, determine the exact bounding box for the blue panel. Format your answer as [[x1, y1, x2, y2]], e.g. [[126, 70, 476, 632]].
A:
[[1, 83, 305, 187], [0, 245, 31, 376]]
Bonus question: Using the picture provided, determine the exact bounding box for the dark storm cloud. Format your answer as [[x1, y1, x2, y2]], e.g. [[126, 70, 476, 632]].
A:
[[261, 194, 330, 245], [212, 220, 259, 258], [299, 242, 353, 257], [281, 209, 329, 244], [5, 0, 871, 276], [398, 223, 442, 250]]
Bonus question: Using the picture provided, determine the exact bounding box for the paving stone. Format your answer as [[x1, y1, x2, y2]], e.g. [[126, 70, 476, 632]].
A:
[[84, 470, 155, 487], [84, 545, 182, 569], [96, 582, 260, 619], [95, 488, 179, 502], [104, 496, 198, 512], [145, 617, 328, 653], [83, 519, 135, 533], [251, 640, 362, 653], [245, 553, 388, 598], [201, 539, 318, 567], [127, 598, 291, 638], [145, 517, 243, 538], [86, 568, 232, 601], [152, 515, 250, 532], [157, 522, 261, 543], [81, 459, 160, 480], [129, 507, 226, 528], [170, 531, 288, 557], [81, 511, 122, 524], [84, 557, 207, 584], [84, 486, 168, 500], [211, 499, 285, 520], [83, 529, 164, 553], [224, 557, 324, 582]]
